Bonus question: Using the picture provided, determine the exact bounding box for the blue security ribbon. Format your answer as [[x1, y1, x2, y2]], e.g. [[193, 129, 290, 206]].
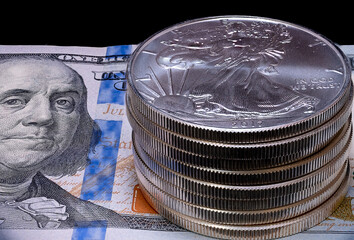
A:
[[71, 45, 132, 240]]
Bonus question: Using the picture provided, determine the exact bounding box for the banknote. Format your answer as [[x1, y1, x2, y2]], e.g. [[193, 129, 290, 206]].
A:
[[0, 45, 352, 240]]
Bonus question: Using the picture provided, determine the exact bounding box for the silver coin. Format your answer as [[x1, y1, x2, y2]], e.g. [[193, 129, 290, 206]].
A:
[[129, 101, 351, 178], [133, 139, 348, 210], [127, 16, 352, 143], [138, 163, 350, 240], [132, 121, 352, 185], [127, 88, 352, 162], [136, 160, 347, 225], [133, 119, 351, 171]]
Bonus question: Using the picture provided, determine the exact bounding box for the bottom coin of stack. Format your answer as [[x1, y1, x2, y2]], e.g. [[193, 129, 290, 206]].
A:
[[125, 16, 354, 240]]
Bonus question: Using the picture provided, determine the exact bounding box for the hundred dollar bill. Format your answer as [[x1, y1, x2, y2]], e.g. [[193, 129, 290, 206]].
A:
[[0, 45, 352, 240]]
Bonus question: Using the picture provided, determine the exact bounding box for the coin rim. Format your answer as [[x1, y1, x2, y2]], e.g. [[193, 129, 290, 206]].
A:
[[132, 121, 352, 185], [136, 161, 347, 225], [128, 90, 352, 162], [133, 139, 348, 210], [126, 15, 352, 140], [137, 163, 350, 240]]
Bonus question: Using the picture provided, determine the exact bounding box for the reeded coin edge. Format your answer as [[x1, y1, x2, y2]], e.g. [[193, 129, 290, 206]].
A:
[[127, 92, 352, 160], [127, 82, 351, 144], [132, 121, 352, 185], [133, 129, 349, 191], [136, 163, 350, 240], [135, 157, 347, 225], [126, 15, 352, 143], [133, 142, 348, 210], [134, 122, 350, 170]]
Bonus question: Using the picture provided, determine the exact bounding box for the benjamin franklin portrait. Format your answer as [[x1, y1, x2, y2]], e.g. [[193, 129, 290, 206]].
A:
[[0, 55, 128, 229]]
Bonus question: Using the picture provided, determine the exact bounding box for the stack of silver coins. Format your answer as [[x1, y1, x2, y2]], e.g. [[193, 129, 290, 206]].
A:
[[126, 16, 353, 239]]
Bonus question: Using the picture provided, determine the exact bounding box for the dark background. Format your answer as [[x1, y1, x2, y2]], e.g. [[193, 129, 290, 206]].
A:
[[1, 4, 351, 47]]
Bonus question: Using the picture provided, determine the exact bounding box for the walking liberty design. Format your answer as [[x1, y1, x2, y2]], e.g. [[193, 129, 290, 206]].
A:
[[139, 20, 320, 121]]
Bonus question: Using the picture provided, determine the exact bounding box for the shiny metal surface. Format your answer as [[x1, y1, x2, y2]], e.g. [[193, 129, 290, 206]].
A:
[[138, 163, 350, 240], [127, 16, 352, 143], [125, 15, 353, 240], [136, 160, 347, 225], [132, 121, 351, 185], [133, 138, 348, 210], [128, 92, 352, 167]]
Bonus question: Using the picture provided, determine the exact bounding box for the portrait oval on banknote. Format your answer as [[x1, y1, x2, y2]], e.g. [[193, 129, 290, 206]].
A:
[[0, 50, 131, 230], [127, 16, 352, 134]]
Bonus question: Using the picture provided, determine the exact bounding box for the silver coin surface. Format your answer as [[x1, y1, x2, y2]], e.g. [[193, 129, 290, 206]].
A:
[[127, 90, 352, 161], [138, 163, 350, 240], [127, 16, 351, 142], [136, 161, 347, 225], [132, 122, 352, 185], [133, 139, 348, 210]]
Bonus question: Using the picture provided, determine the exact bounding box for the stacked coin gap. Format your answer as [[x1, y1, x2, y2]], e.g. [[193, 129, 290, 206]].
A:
[[126, 16, 353, 239]]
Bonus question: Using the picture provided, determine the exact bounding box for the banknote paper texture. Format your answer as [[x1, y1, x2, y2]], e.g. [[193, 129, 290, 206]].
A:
[[0, 45, 352, 240]]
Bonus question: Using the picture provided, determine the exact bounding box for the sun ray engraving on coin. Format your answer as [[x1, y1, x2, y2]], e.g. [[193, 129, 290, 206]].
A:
[[126, 15, 353, 240], [133, 20, 323, 124], [127, 16, 351, 143]]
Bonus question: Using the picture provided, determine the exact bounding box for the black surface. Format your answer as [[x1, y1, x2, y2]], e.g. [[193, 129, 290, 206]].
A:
[[1, 4, 351, 47]]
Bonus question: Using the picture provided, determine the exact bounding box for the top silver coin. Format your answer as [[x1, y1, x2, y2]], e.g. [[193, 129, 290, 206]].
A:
[[127, 16, 352, 140]]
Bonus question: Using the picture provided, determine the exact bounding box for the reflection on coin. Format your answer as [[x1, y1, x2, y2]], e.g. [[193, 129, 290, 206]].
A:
[[138, 163, 350, 240], [127, 16, 352, 143], [126, 15, 353, 240], [127, 89, 351, 161], [136, 160, 347, 225], [133, 137, 348, 210], [132, 121, 351, 185]]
